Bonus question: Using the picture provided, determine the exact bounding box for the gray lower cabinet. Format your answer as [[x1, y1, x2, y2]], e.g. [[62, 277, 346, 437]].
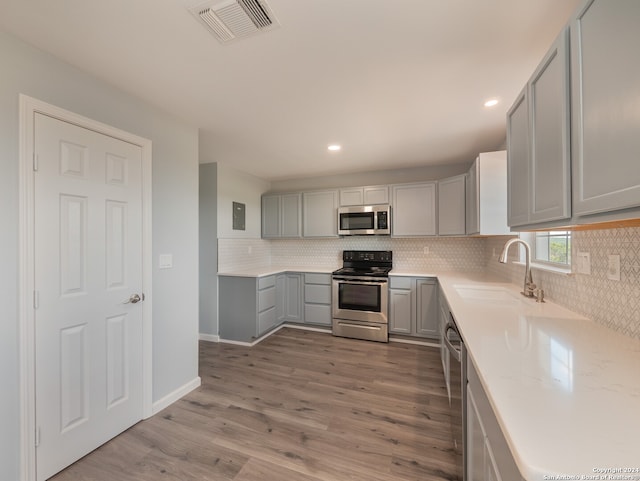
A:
[[392, 183, 437, 236], [219, 275, 279, 342], [467, 358, 525, 481], [277, 273, 302, 322], [303, 273, 332, 326], [439, 288, 451, 401], [389, 277, 438, 339]]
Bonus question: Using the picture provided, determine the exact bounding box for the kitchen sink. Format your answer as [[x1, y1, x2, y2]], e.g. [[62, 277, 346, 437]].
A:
[[453, 284, 523, 305]]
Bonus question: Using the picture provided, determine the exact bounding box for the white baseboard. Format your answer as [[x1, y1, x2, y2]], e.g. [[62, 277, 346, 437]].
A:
[[199, 333, 220, 343], [283, 323, 332, 334], [151, 376, 201, 416]]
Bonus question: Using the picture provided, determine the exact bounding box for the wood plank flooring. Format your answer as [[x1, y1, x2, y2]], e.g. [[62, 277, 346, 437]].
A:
[[50, 328, 460, 481]]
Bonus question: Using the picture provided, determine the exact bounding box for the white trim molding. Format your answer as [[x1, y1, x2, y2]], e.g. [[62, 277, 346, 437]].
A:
[[151, 377, 202, 415], [18, 95, 153, 481], [198, 333, 220, 343]]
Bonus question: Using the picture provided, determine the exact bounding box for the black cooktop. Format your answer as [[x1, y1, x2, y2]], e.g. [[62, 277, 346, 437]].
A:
[[332, 250, 393, 278]]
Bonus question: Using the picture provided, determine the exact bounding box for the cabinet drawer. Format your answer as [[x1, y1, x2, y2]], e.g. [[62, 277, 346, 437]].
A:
[[258, 286, 276, 311], [389, 276, 412, 289], [258, 275, 276, 290], [305, 284, 331, 304], [304, 273, 332, 285], [304, 304, 331, 325], [258, 307, 277, 334]]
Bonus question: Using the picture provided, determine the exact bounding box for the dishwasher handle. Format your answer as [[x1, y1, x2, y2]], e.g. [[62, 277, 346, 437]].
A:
[[443, 322, 462, 362]]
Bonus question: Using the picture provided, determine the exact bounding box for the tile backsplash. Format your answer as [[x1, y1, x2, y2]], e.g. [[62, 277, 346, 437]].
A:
[[219, 236, 486, 272], [219, 227, 640, 341], [486, 227, 640, 341]]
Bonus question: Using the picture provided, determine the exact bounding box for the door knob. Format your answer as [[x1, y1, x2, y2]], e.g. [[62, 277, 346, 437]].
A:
[[124, 294, 141, 304]]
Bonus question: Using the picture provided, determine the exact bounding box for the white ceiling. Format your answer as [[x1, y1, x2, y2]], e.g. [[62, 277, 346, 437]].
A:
[[0, 0, 581, 181]]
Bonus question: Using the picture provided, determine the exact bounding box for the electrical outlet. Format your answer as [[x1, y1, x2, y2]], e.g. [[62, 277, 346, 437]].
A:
[[423, 246, 429, 254], [576, 252, 591, 275], [607, 254, 620, 281], [248, 246, 252, 254]]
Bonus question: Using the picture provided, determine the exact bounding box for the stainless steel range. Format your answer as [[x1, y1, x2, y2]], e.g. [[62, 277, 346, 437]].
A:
[[332, 250, 392, 343]]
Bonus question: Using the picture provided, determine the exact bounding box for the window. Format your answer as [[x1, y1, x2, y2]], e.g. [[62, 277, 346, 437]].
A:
[[533, 231, 571, 266]]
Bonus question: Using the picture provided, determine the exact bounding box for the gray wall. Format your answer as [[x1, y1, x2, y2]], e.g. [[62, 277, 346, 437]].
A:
[[216, 163, 271, 239], [199, 163, 218, 336], [0, 29, 199, 480]]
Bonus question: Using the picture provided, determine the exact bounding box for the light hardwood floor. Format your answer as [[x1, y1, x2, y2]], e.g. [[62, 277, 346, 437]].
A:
[[51, 328, 460, 481]]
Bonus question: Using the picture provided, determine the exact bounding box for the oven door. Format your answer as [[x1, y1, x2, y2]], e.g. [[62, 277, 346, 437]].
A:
[[332, 277, 388, 323]]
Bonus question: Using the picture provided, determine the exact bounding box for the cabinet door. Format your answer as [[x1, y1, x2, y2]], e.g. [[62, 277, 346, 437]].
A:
[[281, 193, 302, 237], [392, 183, 437, 236], [506, 87, 530, 227], [303, 190, 339, 237], [389, 289, 413, 334], [529, 27, 571, 224], [262, 195, 281, 238], [339, 188, 363, 206], [363, 186, 389, 205], [285, 274, 302, 321], [438, 175, 466, 236], [276, 274, 286, 322], [571, 0, 640, 216], [466, 159, 479, 235], [467, 388, 487, 481], [485, 440, 503, 481], [416, 279, 439, 338]]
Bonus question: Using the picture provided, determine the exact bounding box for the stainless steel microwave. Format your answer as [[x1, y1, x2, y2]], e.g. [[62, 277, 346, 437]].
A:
[[337, 205, 391, 235]]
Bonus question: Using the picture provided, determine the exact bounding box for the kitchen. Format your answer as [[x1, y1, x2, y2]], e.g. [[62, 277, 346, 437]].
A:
[[1, 0, 639, 480]]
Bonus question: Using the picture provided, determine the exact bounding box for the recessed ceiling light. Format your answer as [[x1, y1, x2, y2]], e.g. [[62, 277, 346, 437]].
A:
[[328, 144, 341, 151], [484, 98, 499, 107]]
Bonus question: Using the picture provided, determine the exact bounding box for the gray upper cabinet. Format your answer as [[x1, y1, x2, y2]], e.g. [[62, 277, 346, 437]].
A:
[[262, 195, 281, 238], [262, 193, 302, 238], [392, 182, 437, 236], [302, 190, 339, 237], [339, 186, 389, 206], [466, 151, 510, 235], [507, 28, 571, 228], [507, 87, 531, 228], [529, 27, 571, 224], [571, 0, 640, 217], [438, 174, 466, 236]]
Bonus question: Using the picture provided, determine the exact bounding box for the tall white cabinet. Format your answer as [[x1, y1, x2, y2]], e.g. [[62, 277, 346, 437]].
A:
[[466, 151, 510, 236]]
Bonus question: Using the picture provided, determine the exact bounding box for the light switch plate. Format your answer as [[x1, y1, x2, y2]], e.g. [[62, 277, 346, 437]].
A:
[[607, 254, 620, 281], [576, 252, 591, 275], [159, 254, 173, 269]]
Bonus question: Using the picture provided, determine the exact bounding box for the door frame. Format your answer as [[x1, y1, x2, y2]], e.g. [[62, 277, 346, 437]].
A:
[[18, 95, 153, 481]]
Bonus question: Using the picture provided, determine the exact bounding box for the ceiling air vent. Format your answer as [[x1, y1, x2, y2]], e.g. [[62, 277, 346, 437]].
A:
[[191, 0, 279, 44]]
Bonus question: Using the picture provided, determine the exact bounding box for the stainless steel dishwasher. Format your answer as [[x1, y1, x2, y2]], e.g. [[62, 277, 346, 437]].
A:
[[443, 313, 466, 481]]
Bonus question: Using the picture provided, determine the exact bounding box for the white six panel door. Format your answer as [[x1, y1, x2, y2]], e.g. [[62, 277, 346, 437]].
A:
[[34, 113, 144, 480]]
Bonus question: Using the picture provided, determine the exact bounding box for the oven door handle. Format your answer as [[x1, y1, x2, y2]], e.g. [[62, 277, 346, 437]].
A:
[[332, 277, 388, 284], [443, 322, 462, 362]]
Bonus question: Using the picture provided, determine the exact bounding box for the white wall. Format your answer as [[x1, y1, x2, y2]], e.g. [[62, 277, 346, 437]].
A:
[[0, 29, 199, 480], [216, 163, 271, 238], [269, 162, 471, 192]]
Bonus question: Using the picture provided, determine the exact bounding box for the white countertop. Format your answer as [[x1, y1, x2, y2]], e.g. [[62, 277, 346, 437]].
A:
[[217, 265, 337, 277], [437, 273, 640, 480]]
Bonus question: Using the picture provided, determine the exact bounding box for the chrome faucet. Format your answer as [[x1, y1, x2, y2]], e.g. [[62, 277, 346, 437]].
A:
[[498, 238, 536, 298]]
